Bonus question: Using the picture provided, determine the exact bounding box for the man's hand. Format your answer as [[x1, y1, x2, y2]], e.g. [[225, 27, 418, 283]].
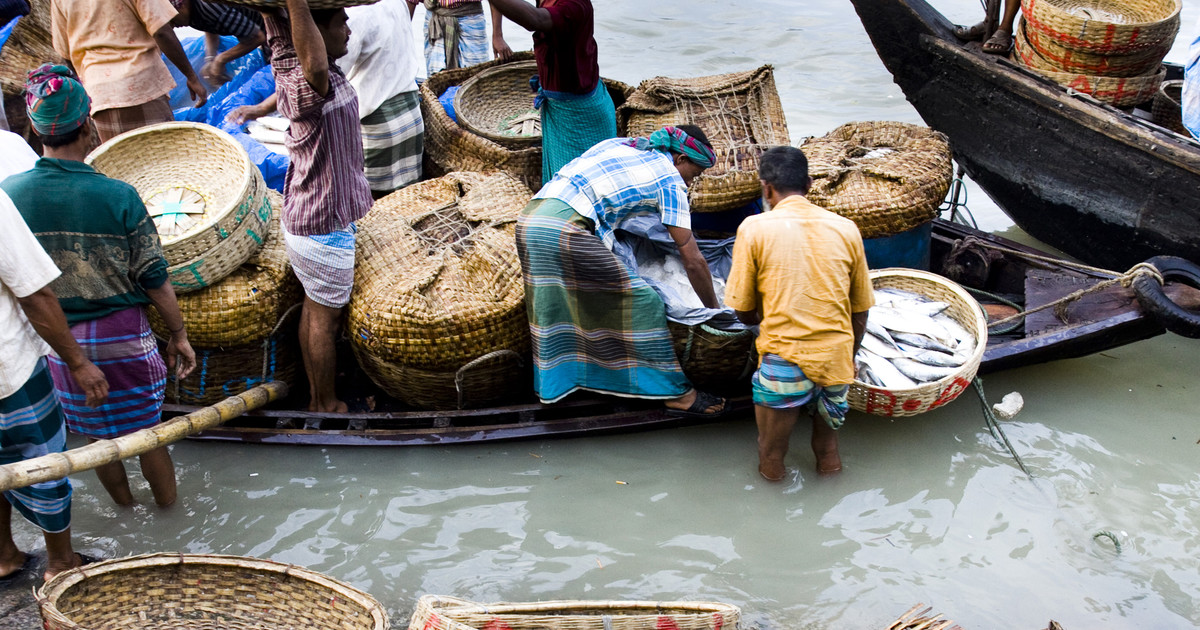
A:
[[492, 34, 513, 61], [68, 360, 109, 408], [165, 330, 197, 379], [186, 74, 209, 107], [225, 93, 277, 126], [201, 60, 231, 86]]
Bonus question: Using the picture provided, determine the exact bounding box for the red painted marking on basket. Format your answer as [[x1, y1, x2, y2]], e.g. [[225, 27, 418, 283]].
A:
[[657, 616, 681, 630], [712, 613, 723, 630], [424, 614, 441, 630], [1020, 1, 1155, 55], [482, 620, 512, 630], [929, 377, 972, 411], [864, 388, 898, 417], [902, 398, 922, 412]]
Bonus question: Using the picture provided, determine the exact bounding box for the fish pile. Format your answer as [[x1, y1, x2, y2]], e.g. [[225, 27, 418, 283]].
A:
[[856, 287, 976, 389], [639, 255, 726, 309]]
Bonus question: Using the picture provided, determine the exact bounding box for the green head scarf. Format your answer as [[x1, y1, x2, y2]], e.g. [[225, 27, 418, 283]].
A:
[[25, 64, 91, 136]]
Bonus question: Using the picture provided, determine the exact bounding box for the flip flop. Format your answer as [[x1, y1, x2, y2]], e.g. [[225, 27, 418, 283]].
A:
[[666, 390, 726, 419], [0, 554, 33, 582], [954, 21, 988, 41], [982, 29, 1013, 54]]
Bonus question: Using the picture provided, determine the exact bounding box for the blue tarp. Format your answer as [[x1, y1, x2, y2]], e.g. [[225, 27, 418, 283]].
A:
[[0, 16, 19, 52]]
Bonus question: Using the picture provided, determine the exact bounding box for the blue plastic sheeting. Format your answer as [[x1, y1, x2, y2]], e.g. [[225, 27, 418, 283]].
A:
[[0, 17, 18, 51], [862, 221, 932, 270], [213, 65, 288, 191], [165, 35, 266, 120], [439, 86, 460, 122]]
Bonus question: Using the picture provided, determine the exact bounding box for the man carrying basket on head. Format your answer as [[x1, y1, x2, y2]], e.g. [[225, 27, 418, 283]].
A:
[[516, 125, 726, 417], [725, 146, 874, 482]]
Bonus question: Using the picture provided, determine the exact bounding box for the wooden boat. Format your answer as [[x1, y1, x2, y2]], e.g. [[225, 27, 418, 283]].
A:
[[849, 0, 1200, 270], [175, 219, 1198, 446]]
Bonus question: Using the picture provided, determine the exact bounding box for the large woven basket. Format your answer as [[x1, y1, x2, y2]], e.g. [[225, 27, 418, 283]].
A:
[[1, 0, 62, 149], [668, 322, 756, 392], [1151, 79, 1187, 134], [619, 66, 789, 213], [455, 60, 541, 149], [800, 121, 952, 240], [408, 595, 740, 630], [1022, 0, 1181, 57], [349, 172, 532, 409], [168, 321, 302, 406], [848, 269, 987, 417], [86, 122, 270, 294], [37, 552, 388, 630], [421, 52, 633, 191], [1015, 56, 1165, 107], [1015, 18, 1168, 77]]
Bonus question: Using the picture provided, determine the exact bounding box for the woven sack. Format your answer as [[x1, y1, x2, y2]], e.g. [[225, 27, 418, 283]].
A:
[[1022, 0, 1181, 56], [1015, 18, 1168, 77], [847, 269, 988, 417], [0, 0, 58, 99], [421, 52, 633, 191], [455, 60, 543, 149], [349, 171, 532, 409], [800, 121, 952, 239], [667, 322, 756, 391], [86, 122, 270, 294], [408, 595, 740, 630], [618, 66, 790, 213], [1151, 79, 1187, 134], [37, 552, 387, 630]]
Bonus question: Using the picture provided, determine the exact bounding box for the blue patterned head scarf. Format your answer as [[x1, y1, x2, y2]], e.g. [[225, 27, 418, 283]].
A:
[[626, 126, 717, 168], [25, 64, 91, 136]]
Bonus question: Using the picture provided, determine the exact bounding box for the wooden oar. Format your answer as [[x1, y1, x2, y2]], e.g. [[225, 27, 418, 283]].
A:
[[0, 381, 287, 493]]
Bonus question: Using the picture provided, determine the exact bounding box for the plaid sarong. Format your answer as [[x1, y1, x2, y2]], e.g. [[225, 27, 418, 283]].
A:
[[92, 95, 173, 143], [282, 222, 357, 308], [423, 11, 489, 74], [751, 353, 850, 429], [1, 359, 72, 533], [516, 198, 689, 403], [539, 82, 617, 184], [48, 307, 166, 439], [361, 90, 424, 194]]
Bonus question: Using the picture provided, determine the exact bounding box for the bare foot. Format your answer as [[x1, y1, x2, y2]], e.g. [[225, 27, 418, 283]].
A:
[[308, 399, 349, 414], [0, 549, 28, 579], [664, 389, 725, 414], [43, 552, 84, 582], [758, 459, 786, 482], [816, 453, 843, 475]]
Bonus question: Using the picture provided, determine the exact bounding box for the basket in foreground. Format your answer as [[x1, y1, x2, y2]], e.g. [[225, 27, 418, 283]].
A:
[[37, 552, 388, 630], [455, 60, 542, 149], [848, 269, 987, 418], [86, 121, 270, 294], [1022, 0, 1181, 57], [408, 595, 740, 630]]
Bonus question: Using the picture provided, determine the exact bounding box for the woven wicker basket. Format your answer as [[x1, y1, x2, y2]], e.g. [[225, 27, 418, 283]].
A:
[[421, 52, 633, 191], [619, 66, 790, 213], [1015, 18, 1168, 77], [455, 61, 541, 149], [1022, 0, 1181, 56], [86, 122, 270, 294], [848, 269, 987, 417], [408, 595, 740, 630], [1152, 79, 1187, 134], [349, 172, 532, 409], [1015, 56, 1165, 107], [668, 322, 756, 391], [800, 121, 952, 240], [0, 0, 59, 99], [37, 552, 388, 630], [168, 322, 302, 406]]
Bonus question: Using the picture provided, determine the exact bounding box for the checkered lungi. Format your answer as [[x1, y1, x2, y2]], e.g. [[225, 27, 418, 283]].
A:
[[423, 11, 489, 74], [282, 222, 357, 308], [361, 90, 424, 194], [751, 353, 850, 429], [92, 95, 173, 143], [1, 359, 72, 533]]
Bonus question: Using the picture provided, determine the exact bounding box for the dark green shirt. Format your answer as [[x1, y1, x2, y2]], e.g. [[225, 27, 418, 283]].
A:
[[1, 158, 168, 325]]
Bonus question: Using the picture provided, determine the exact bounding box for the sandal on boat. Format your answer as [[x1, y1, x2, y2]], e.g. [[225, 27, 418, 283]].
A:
[[982, 29, 1013, 54], [0, 554, 34, 582], [954, 21, 988, 41], [666, 390, 726, 418]]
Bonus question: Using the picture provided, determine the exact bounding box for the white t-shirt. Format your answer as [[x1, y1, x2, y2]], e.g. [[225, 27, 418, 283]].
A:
[[0, 130, 40, 179], [0, 190, 61, 399], [339, 0, 422, 119]]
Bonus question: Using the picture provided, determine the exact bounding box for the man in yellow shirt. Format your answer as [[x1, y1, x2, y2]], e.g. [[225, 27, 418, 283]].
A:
[[725, 146, 874, 481]]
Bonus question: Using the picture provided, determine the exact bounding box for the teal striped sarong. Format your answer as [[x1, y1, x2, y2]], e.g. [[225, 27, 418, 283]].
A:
[[539, 82, 617, 184], [751, 354, 850, 429], [515, 198, 689, 404], [0, 359, 72, 533]]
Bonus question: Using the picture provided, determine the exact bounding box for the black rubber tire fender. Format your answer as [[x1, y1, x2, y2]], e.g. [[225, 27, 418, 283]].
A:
[[1132, 255, 1200, 339]]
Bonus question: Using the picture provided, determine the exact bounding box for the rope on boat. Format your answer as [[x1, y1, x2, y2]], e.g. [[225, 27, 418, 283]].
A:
[[972, 377, 1033, 479], [964, 286, 1025, 334], [939, 165, 978, 229]]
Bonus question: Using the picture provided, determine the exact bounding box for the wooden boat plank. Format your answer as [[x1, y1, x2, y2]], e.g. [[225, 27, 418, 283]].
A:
[[1023, 270, 1139, 337]]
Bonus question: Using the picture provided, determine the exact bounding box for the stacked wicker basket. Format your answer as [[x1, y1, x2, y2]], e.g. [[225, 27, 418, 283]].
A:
[[349, 172, 533, 410], [0, 0, 60, 148], [800, 121, 953, 240], [1013, 0, 1180, 107], [619, 66, 790, 213]]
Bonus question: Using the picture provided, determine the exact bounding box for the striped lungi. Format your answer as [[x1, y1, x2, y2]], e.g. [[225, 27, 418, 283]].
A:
[[1, 359, 72, 533], [282, 222, 357, 308], [361, 90, 424, 194], [539, 82, 617, 184], [92, 95, 174, 143], [423, 11, 489, 74], [751, 353, 850, 429], [516, 198, 689, 404], [48, 307, 167, 440]]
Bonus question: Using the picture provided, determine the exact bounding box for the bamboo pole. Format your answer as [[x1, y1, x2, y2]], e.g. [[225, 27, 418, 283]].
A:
[[0, 381, 287, 493]]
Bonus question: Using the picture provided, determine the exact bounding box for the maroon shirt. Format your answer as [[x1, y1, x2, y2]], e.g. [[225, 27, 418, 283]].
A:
[[533, 0, 599, 95], [265, 14, 372, 236]]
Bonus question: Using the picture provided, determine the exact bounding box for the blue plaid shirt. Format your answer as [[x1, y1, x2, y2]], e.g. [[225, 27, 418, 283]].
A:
[[535, 138, 692, 249]]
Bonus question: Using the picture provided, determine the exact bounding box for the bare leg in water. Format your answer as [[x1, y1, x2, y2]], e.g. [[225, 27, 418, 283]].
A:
[[756, 405, 842, 481]]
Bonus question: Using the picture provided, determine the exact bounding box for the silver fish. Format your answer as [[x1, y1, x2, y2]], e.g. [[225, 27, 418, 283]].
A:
[[857, 348, 918, 389], [861, 332, 907, 359], [891, 331, 957, 355], [933, 314, 973, 345], [866, 319, 901, 348], [891, 358, 958, 383], [856, 358, 884, 387], [895, 343, 967, 367], [869, 306, 956, 344]]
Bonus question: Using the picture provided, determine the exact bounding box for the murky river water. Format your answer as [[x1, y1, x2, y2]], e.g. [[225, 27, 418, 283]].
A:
[[10, 0, 1200, 628]]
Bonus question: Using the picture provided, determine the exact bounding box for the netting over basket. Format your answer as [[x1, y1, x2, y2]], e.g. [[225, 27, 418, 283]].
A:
[[1022, 0, 1181, 57], [349, 172, 533, 409], [86, 122, 270, 294], [800, 121, 952, 239], [618, 66, 790, 213], [408, 595, 740, 630], [37, 552, 388, 630], [848, 269, 987, 417]]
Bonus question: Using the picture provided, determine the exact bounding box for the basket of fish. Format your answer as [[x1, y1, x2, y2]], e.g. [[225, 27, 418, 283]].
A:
[[849, 268, 988, 417]]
